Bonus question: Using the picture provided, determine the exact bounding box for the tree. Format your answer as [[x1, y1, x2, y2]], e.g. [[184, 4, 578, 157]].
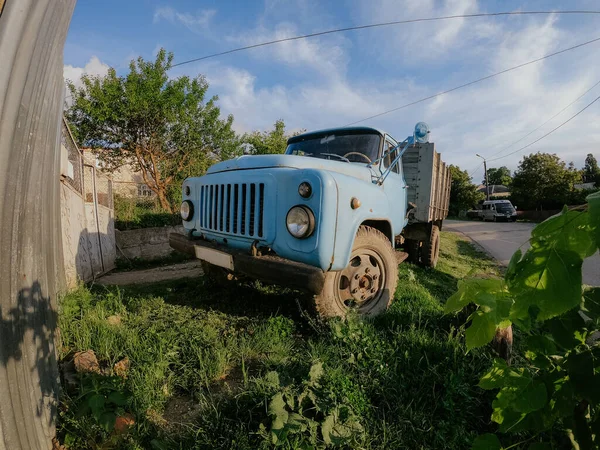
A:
[[66, 49, 238, 212], [511, 152, 581, 210], [583, 153, 600, 184], [484, 166, 512, 186], [449, 165, 484, 216], [241, 120, 290, 155]]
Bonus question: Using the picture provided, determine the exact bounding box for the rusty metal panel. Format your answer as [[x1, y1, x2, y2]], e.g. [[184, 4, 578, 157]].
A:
[[0, 1, 76, 449]]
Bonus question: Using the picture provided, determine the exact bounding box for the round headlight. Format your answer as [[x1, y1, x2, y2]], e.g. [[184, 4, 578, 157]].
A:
[[180, 200, 194, 221], [298, 182, 312, 198], [286, 206, 315, 239]]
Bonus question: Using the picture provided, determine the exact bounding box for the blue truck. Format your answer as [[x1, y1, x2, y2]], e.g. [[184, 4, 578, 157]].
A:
[[170, 123, 451, 317]]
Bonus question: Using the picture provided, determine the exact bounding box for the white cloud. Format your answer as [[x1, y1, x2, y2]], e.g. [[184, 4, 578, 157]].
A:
[[63, 56, 110, 90], [153, 6, 216, 33]]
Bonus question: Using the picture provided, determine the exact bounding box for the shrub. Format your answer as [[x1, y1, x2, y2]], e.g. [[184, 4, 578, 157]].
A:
[[114, 195, 180, 230]]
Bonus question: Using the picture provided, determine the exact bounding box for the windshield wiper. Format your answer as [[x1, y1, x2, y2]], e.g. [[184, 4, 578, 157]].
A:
[[319, 153, 349, 163]]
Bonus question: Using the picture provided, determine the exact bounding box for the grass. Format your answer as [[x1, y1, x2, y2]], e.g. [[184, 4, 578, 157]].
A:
[[114, 195, 181, 230], [57, 231, 513, 449]]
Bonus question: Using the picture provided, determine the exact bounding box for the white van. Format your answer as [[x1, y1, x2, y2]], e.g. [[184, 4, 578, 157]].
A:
[[481, 200, 517, 222]]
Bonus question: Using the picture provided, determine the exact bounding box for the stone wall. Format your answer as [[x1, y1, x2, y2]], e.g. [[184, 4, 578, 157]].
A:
[[116, 225, 185, 261]]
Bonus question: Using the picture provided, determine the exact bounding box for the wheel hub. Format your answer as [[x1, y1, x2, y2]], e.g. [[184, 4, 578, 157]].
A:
[[338, 252, 384, 307]]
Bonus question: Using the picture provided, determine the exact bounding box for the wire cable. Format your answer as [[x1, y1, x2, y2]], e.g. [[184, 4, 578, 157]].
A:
[[343, 36, 600, 126], [485, 79, 600, 159], [487, 94, 600, 162], [171, 10, 600, 67]]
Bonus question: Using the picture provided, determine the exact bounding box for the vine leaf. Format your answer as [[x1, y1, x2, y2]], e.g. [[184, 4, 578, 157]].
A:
[[466, 309, 497, 350], [445, 278, 507, 315], [530, 208, 596, 259], [513, 381, 547, 414], [471, 433, 502, 450], [508, 245, 582, 321]]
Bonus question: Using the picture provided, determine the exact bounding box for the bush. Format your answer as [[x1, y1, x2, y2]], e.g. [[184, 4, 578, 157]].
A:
[[114, 195, 181, 230]]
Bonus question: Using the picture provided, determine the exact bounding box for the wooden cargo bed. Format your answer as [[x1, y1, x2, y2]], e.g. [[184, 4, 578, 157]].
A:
[[402, 143, 451, 224]]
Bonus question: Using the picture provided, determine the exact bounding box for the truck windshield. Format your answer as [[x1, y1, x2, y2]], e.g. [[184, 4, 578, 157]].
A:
[[285, 132, 381, 164]]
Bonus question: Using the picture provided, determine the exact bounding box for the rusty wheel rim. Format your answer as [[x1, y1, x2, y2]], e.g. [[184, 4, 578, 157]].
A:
[[334, 249, 386, 312]]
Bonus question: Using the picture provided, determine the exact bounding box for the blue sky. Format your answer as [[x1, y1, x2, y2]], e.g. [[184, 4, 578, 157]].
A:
[[64, 0, 600, 183]]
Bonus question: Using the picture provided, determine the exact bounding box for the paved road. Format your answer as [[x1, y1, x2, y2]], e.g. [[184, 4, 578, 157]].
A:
[[445, 220, 600, 286]]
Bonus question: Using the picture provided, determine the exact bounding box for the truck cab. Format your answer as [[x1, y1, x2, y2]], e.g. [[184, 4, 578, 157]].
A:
[[170, 123, 450, 317]]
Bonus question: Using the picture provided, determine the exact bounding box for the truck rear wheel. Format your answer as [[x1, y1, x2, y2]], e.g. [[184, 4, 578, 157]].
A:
[[313, 226, 398, 318], [422, 225, 440, 268]]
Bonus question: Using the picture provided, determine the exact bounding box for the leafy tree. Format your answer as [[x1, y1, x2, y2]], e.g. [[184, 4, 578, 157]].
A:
[[241, 120, 290, 155], [449, 165, 484, 216], [484, 166, 512, 187], [66, 49, 238, 212], [447, 192, 600, 450], [583, 153, 600, 184], [511, 153, 581, 210]]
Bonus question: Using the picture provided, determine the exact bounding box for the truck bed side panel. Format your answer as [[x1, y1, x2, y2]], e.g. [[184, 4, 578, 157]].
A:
[[402, 143, 451, 223]]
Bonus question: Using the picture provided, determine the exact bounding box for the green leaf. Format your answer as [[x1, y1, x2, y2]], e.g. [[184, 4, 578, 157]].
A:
[[583, 287, 600, 322], [472, 434, 502, 450], [552, 379, 576, 418], [530, 208, 596, 259], [513, 381, 547, 414], [528, 442, 552, 450], [98, 411, 117, 432], [479, 359, 532, 390], [107, 391, 127, 406], [308, 362, 324, 384], [547, 308, 587, 348], [268, 393, 289, 424], [466, 309, 497, 350], [87, 393, 105, 415], [587, 190, 600, 248], [566, 350, 600, 403], [509, 245, 583, 321], [445, 278, 508, 314], [321, 406, 363, 446], [525, 335, 557, 355]]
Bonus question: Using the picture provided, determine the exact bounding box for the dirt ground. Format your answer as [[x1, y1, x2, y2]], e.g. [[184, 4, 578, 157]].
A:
[[96, 261, 203, 286]]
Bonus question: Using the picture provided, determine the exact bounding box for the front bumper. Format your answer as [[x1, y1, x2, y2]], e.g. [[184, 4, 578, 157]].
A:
[[169, 233, 325, 294]]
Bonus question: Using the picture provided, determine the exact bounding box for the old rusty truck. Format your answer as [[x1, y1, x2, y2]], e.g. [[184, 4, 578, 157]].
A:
[[170, 122, 451, 317]]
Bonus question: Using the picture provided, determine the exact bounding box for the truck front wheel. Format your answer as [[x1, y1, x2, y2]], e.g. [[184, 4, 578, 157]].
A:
[[422, 225, 440, 268], [314, 226, 398, 318]]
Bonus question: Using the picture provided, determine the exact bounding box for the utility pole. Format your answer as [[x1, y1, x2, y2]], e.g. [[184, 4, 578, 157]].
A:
[[476, 154, 489, 200]]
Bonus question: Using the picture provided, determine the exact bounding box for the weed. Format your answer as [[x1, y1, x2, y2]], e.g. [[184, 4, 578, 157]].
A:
[[57, 232, 510, 449]]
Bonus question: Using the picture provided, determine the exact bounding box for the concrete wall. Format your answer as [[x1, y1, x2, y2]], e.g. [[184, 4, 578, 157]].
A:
[[116, 226, 185, 261]]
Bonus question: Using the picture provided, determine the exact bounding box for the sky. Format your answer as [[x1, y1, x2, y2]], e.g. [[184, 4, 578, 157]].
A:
[[63, 0, 600, 183]]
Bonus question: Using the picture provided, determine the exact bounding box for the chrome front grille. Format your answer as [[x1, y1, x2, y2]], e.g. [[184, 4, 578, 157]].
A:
[[199, 183, 265, 238]]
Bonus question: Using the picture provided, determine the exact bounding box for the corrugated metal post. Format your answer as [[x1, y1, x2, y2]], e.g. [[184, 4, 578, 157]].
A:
[[0, 1, 76, 449]]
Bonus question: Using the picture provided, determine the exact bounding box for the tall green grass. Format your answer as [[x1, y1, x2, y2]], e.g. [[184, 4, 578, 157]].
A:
[[57, 232, 510, 449]]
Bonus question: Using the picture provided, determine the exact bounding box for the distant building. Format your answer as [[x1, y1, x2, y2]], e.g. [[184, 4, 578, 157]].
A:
[[574, 182, 596, 190], [477, 184, 510, 197], [82, 148, 155, 199]]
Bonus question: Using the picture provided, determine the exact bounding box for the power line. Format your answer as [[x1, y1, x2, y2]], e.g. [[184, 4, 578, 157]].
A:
[[171, 10, 600, 68], [487, 94, 600, 162], [485, 79, 600, 159], [344, 36, 600, 126]]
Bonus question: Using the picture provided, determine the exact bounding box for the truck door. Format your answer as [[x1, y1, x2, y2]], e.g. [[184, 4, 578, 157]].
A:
[[382, 135, 407, 235]]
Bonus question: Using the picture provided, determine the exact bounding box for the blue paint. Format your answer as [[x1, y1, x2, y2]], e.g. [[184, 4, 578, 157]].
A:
[[182, 124, 428, 272]]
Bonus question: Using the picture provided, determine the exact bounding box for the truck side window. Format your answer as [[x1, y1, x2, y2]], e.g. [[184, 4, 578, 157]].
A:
[[384, 139, 400, 174]]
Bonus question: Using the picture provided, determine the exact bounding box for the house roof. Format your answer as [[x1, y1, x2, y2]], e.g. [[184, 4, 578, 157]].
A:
[[477, 184, 510, 194]]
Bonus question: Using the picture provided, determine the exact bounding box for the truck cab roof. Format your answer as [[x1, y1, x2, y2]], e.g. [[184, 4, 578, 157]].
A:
[[287, 126, 387, 144]]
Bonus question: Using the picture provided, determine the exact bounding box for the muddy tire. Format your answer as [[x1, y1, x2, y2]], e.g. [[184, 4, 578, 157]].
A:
[[201, 261, 233, 286], [314, 226, 398, 318], [422, 225, 440, 268], [405, 239, 421, 264]]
